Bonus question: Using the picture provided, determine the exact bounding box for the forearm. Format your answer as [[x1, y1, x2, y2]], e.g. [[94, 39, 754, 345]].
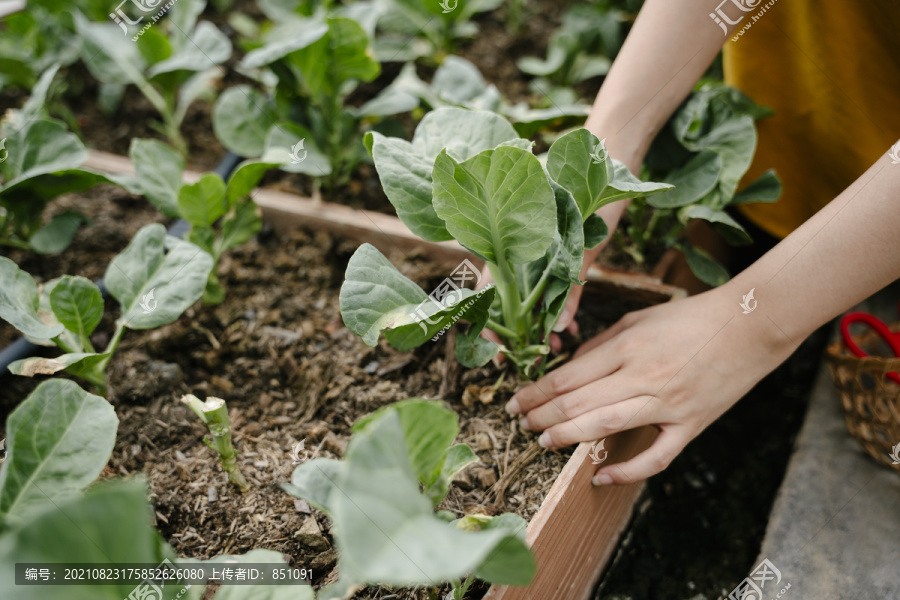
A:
[[731, 150, 900, 347]]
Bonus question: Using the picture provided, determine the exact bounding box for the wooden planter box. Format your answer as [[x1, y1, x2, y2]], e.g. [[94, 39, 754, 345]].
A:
[[84, 150, 685, 600]]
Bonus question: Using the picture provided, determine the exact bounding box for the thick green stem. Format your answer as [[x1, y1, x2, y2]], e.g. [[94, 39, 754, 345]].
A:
[[486, 319, 518, 340], [182, 394, 251, 492], [492, 258, 523, 340], [0, 237, 31, 250]]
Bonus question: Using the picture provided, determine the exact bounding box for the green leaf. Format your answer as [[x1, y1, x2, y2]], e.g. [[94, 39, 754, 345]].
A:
[[681, 241, 730, 287], [129, 138, 185, 217], [177, 173, 227, 227], [682, 115, 756, 199], [284, 402, 535, 591], [0, 118, 86, 187], [679, 205, 752, 245], [583, 213, 609, 249], [546, 128, 612, 219], [455, 326, 500, 367], [731, 169, 781, 205], [425, 443, 478, 506], [0, 479, 176, 600], [282, 458, 342, 514], [284, 18, 380, 97], [212, 85, 278, 157], [0, 256, 64, 340], [339, 244, 495, 350], [366, 107, 525, 242], [471, 513, 535, 585], [105, 223, 213, 329], [73, 13, 147, 85], [225, 160, 278, 206], [147, 21, 231, 77], [7, 352, 105, 378], [432, 146, 556, 265], [648, 150, 722, 208], [49, 275, 103, 340], [261, 123, 331, 177], [240, 18, 329, 69], [596, 159, 674, 207], [28, 211, 91, 254], [0, 379, 117, 520], [217, 197, 262, 254]]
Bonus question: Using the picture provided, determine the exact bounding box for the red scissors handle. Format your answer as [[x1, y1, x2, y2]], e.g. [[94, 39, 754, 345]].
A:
[[840, 311, 900, 384]]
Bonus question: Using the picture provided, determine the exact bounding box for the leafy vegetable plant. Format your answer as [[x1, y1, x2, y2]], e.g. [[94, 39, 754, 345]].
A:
[[369, 0, 503, 62], [284, 399, 535, 599], [73, 0, 231, 154], [182, 394, 251, 492], [0, 115, 131, 253], [0, 380, 311, 600], [214, 10, 409, 195], [340, 107, 671, 377], [129, 139, 276, 304], [622, 81, 782, 285], [0, 223, 213, 395], [517, 1, 626, 87], [361, 55, 589, 139]]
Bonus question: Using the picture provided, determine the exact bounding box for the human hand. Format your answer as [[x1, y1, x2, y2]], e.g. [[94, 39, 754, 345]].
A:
[[504, 287, 794, 485]]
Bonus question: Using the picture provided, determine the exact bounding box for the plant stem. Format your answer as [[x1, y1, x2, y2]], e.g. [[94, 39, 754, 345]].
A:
[[486, 319, 518, 340], [0, 237, 31, 250], [182, 394, 251, 492]]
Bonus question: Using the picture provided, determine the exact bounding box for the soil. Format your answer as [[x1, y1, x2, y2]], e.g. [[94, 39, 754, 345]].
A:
[[0, 186, 650, 599]]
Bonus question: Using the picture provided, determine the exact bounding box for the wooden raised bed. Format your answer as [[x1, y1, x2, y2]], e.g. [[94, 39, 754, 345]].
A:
[[84, 150, 685, 600]]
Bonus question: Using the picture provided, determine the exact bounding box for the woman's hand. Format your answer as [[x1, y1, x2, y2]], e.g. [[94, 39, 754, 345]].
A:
[[505, 286, 794, 485]]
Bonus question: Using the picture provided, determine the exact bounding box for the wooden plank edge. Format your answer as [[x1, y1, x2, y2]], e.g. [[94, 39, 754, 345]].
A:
[[484, 427, 657, 600]]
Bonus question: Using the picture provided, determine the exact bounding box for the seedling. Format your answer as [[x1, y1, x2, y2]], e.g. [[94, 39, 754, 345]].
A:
[[0, 224, 213, 395], [129, 139, 276, 304], [0, 114, 133, 253], [182, 394, 250, 493], [283, 399, 535, 597], [622, 81, 782, 285], [213, 12, 413, 195], [73, 0, 231, 155], [340, 107, 672, 377]]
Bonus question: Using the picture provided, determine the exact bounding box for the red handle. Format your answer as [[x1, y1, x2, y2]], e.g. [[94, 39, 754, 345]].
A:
[[840, 312, 900, 384]]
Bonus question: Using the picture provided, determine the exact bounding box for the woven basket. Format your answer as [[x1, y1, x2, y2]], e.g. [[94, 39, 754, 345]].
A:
[[825, 333, 900, 471]]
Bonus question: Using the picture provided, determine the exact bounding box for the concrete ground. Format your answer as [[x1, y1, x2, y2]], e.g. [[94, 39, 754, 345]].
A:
[[747, 288, 900, 600]]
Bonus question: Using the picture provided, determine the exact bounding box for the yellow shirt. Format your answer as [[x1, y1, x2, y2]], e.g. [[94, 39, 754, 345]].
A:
[[723, 0, 900, 239]]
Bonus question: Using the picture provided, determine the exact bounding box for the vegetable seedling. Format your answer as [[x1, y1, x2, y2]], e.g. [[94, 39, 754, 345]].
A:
[[73, 0, 232, 155], [624, 81, 782, 285], [182, 394, 250, 493], [129, 138, 277, 304], [340, 107, 672, 378], [284, 399, 535, 597], [0, 114, 134, 254], [213, 12, 415, 197], [0, 224, 213, 395]]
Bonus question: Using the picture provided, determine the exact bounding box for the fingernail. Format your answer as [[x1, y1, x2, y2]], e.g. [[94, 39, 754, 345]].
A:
[[519, 416, 530, 431], [592, 473, 613, 486], [538, 432, 551, 448], [505, 398, 520, 415], [552, 310, 572, 333]]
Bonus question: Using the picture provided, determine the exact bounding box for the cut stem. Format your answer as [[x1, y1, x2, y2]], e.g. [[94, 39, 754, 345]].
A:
[[181, 394, 251, 492]]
